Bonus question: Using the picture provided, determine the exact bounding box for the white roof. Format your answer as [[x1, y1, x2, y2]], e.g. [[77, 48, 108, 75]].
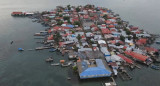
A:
[[98, 40, 106, 44], [105, 83, 111, 86], [111, 55, 122, 62]]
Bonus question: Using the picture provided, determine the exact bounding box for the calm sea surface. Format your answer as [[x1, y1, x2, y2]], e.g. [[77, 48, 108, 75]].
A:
[[0, 0, 160, 86]]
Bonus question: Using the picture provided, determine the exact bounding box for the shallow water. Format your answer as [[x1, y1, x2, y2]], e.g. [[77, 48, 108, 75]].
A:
[[0, 0, 160, 86]]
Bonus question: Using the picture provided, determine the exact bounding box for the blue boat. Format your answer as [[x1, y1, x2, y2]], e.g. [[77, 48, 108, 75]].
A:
[[151, 64, 160, 70], [49, 48, 57, 52], [18, 48, 24, 51]]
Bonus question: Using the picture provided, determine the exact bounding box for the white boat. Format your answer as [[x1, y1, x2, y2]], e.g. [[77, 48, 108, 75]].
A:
[[51, 63, 60, 66]]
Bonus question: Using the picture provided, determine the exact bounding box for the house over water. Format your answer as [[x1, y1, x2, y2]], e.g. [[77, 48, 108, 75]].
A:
[[77, 59, 112, 79]]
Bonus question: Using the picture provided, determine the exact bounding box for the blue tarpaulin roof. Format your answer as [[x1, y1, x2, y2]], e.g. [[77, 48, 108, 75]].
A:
[[66, 25, 74, 28], [64, 10, 69, 12], [80, 59, 111, 79]]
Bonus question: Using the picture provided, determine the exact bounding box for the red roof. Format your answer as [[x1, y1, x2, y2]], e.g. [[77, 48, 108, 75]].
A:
[[110, 40, 116, 44], [94, 27, 99, 31], [101, 28, 111, 34], [123, 46, 127, 49], [47, 35, 53, 40], [12, 12, 23, 15], [118, 54, 133, 64], [101, 24, 106, 27], [81, 35, 85, 39], [124, 51, 148, 62], [62, 26, 71, 29], [105, 20, 112, 24], [90, 24, 96, 27], [131, 27, 138, 30], [83, 15, 89, 19], [110, 29, 116, 32], [48, 29, 52, 33], [108, 25, 115, 28], [118, 41, 124, 45], [59, 42, 64, 47], [145, 47, 158, 52], [137, 38, 147, 45], [53, 26, 61, 30]]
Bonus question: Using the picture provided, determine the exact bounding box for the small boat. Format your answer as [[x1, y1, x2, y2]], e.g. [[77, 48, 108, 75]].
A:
[[46, 57, 53, 62], [49, 48, 57, 52], [151, 64, 160, 70], [28, 49, 34, 51], [18, 48, 24, 51], [67, 77, 71, 80], [10, 41, 13, 44], [51, 63, 60, 66], [156, 41, 160, 44]]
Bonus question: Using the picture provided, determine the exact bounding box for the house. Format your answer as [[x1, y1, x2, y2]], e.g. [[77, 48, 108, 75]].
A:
[[101, 28, 111, 34], [78, 48, 92, 52], [77, 59, 112, 79], [100, 47, 110, 56], [94, 35, 102, 40]]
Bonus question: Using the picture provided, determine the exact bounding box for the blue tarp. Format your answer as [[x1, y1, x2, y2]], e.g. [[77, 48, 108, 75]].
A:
[[18, 48, 24, 51], [80, 59, 111, 79], [66, 25, 74, 28], [64, 10, 69, 12], [71, 34, 76, 37]]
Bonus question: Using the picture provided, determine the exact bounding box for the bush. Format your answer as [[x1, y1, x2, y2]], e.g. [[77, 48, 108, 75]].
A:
[[63, 16, 70, 20], [120, 35, 125, 42], [73, 21, 80, 26], [76, 7, 80, 12]]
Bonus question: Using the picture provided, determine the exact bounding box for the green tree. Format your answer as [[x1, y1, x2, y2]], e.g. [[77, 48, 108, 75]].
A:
[[77, 34, 81, 41], [120, 35, 125, 42], [126, 30, 131, 35], [128, 36, 132, 40], [57, 21, 63, 25], [73, 21, 80, 26], [54, 32, 62, 45], [103, 14, 108, 20], [72, 31, 75, 34], [63, 16, 70, 20], [67, 5, 71, 10], [76, 7, 80, 12]]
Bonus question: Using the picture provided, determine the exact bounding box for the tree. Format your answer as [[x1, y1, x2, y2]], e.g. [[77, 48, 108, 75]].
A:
[[72, 66, 78, 72], [67, 5, 71, 10], [57, 20, 63, 25], [77, 34, 81, 41], [103, 14, 108, 20], [76, 7, 80, 12], [126, 30, 131, 35], [59, 14, 63, 17], [120, 35, 125, 42], [63, 16, 70, 20], [117, 21, 123, 25], [54, 32, 62, 45], [73, 21, 80, 26], [128, 36, 132, 40], [72, 30, 75, 34]]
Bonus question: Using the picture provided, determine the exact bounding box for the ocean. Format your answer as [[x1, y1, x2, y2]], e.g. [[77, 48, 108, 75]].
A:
[[0, 0, 160, 86]]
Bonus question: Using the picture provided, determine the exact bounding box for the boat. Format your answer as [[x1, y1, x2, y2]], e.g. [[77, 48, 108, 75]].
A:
[[151, 64, 160, 70], [102, 77, 117, 86], [10, 41, 13, 44], [156, 41, 160, 44], [18, 48, 24, 51], [51, 63, 60, 66], [46, 57, 53, 62], [49, 48, 57, 52]]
